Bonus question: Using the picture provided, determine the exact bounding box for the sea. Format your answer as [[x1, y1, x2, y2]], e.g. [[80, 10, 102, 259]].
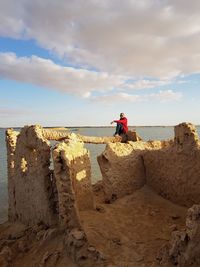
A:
[[1, 126, 199, 223]]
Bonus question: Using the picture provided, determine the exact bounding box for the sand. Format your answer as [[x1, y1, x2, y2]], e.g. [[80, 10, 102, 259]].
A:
[[0, 185, 187, 267]]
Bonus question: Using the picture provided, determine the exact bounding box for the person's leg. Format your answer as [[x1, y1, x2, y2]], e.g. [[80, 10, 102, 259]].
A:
[[114, 123, 124, 135]]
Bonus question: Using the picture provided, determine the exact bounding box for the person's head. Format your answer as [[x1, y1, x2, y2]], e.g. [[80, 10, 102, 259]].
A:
[[120, 112, 125, 118]]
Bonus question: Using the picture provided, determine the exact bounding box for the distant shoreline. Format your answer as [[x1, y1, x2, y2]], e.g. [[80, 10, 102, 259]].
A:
[[0, 125, 200, 129]]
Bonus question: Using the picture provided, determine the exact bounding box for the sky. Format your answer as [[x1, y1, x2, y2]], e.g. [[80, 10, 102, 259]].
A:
[[0, 0, 200, 127]]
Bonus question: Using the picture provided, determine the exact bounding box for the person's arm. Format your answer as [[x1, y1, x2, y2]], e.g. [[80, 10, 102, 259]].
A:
[[114, 118, 127, 124]]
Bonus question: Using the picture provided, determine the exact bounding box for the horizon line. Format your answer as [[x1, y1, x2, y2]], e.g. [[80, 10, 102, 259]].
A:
[[1, 124, 200, 129]]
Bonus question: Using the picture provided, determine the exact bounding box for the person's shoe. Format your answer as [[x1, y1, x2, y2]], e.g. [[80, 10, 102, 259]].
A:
[[114, 134, 120, 137]]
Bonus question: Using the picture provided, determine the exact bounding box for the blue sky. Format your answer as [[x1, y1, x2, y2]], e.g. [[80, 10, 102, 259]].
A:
[[0, 0, 200, 127]]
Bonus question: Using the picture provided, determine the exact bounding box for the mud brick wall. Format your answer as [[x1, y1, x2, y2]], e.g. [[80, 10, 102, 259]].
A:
[[6, 125, 57, 225], [53, 140, 94, 227], [144, 123, 200, 207], [97, 141, 165, 202]]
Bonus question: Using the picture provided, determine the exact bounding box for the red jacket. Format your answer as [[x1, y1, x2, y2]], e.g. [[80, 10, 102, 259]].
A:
[[114, 117, 128, 133]]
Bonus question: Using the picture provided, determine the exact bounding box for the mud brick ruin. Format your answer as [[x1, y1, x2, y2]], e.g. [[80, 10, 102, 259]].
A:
[[1, 122, 200, 266]]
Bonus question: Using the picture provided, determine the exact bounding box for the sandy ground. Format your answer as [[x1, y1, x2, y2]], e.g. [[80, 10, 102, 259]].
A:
[[0, 222, 77, 267], [0, 185, 187, 267], [81, 185, 187, 267]]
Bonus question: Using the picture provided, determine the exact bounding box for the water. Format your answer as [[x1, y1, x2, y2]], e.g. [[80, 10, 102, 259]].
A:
[[0, 126, 199, 223]]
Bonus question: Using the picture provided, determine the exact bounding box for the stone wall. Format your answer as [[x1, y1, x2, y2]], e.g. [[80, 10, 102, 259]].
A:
[[6, 125, 57, 226], [144, 123, 200, 207]]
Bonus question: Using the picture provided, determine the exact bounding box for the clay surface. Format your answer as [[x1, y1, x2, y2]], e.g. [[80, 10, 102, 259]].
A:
[[6, 125, 57, 226]]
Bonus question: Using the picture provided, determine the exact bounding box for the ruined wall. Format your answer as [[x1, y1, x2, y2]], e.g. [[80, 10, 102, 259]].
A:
[[174, 122, 199, 149], [6, 129, 19, 221], [6, 125, 94, 228], [7, 122, 200, 224], [144, 123, 200, 207], [158, 205, 200, 267], [53, 140, 94, 227], [6, 125, 57, 226], [6, 126, 103, 266], [52, 140, 105, 266], [97, 141, 165, 202], [43, 128, 142, 143], [97, 123, 200, 206]]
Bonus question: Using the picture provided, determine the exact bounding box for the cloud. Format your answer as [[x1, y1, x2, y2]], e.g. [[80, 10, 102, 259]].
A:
[[0, 52, 177, 98], [90, 90, 182, 104], [0, 52, 124, 97], [1, 0, 200, 78], [122, 79, 172, 90], [154, 90, 182, 102]]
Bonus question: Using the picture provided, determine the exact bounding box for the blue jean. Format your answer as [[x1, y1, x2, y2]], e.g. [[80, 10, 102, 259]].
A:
[[115, 123, 124, 135]]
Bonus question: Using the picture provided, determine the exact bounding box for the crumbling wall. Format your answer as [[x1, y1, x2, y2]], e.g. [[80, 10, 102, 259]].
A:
[[6, 129, 19, 221], [97, 141, 165, 202], [53, 140, 94, 227], [158, 205, 200, 267], [43, 128, 142, 143], [6, 125, 57, 226], [144, 123, 200, 207], [53, 140, 105, 267], [174, 122, 199, 149]]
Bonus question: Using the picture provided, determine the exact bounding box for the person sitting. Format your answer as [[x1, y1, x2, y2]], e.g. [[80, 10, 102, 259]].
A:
[[110, 113, 128, 136]]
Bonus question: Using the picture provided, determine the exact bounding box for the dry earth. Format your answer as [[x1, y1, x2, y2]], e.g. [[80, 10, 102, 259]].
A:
[[0, 185, 187, 267]]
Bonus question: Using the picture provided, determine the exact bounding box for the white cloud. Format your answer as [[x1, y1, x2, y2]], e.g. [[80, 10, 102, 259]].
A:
[[0, 52, 178, 98], [0, 0, 200, 78], [154, 90, 182, 102], [0, 52, 124, 97], [90, 90, 182, 104], [122, 79, 172, 90]]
